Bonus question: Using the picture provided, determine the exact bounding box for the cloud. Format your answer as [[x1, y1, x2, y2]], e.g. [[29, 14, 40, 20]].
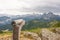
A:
[[0, 0, 60, 15], [20, 0, 60, 12]]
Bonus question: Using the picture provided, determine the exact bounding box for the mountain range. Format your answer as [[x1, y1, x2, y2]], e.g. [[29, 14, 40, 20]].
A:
[[0, 12, 60, 30]]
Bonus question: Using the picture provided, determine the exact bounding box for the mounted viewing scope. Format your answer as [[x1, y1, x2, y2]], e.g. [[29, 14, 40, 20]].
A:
[[11, 19, 25, 40], [12, 19, 25, 26]]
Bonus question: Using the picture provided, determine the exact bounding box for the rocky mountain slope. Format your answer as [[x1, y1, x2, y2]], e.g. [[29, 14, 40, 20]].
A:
[[0, 28, 60, 40]]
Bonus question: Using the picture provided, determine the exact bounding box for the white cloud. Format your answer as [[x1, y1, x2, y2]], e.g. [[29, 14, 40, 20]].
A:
[[0, 0, 60, 15]]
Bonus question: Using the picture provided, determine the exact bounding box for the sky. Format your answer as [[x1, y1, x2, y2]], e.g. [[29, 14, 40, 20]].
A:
[[0, 0, 60, 15]]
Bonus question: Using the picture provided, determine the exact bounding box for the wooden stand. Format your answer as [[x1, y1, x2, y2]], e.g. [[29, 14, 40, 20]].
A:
[[11, 19, 25, 40]]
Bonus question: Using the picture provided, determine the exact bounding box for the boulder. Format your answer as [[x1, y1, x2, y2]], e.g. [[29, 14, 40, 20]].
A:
[[41, 29, 60, 40], [23, 32, 41, 40]]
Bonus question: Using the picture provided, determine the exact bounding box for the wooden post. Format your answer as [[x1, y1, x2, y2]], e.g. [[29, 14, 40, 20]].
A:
[[11, 19, 25, 40]]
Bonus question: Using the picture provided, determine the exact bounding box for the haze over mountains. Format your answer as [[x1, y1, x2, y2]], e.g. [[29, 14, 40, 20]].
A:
[[0, 12, 60, 30]]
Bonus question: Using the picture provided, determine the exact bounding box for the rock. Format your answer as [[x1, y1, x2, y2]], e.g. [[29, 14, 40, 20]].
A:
[[23, 32, 41, 40], [53, 28, 60, 34], [41, 29, 60, 40]]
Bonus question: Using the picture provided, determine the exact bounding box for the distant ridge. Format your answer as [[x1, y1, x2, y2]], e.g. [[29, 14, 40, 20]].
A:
[[0, 12, 60, 30]]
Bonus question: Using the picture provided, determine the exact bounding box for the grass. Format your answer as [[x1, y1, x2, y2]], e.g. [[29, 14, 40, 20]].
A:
[[24, 27, 60, 34], [0, 27, 60, 36], [0, 31, 12, 36], [28, 28, 41, 33]]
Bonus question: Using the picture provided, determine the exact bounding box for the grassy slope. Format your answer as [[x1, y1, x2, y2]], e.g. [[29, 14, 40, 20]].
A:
[[0, 31, 12, 37]]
